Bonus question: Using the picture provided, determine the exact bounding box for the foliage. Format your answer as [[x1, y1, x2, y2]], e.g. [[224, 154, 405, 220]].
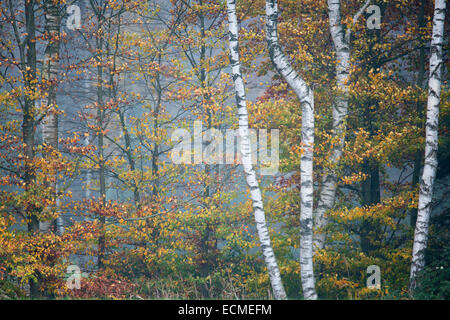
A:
[[0, 0, 448, 300], [413, 211, 450, 300]]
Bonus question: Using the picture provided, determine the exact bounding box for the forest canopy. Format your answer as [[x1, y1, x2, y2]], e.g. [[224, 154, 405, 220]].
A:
[[0, 0, 448, 300]]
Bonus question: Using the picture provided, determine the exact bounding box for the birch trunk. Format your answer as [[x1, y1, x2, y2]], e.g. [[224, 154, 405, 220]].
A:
[[410, 0, 446, 292], [227, 0, 287, 300], [314, 0, 371, 252], [40, 0, 62, 234], [265, 0, 317, 300]]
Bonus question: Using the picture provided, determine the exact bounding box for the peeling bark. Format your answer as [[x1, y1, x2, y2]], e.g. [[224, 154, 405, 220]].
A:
[[227, 0, 287, 300]]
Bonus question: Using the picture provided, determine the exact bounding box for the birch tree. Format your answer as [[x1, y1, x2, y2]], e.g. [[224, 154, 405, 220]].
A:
[[40, 0, 62, 235], [410, 0, 446, 293], [226, 0, 287, 300], [265, 0, 317, 300], [313, 0, 372, 251]]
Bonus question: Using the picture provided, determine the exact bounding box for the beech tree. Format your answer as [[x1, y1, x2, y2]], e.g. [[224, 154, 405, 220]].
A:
[[0, 0, 448, 301]]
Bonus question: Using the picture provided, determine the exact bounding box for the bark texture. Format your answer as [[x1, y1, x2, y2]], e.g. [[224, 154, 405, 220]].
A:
[[314, 0, 371, 252], [265, 0, 317, 300], [410, 0, 446, 292], [227, 0, 287, 300], [40, 0, 63, 235]]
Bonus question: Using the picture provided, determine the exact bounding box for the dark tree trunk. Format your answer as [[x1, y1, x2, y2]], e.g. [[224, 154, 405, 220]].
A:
[[411, 0, 427, 227], [23, 0, 40, 298], [360, 160, 381, 254]]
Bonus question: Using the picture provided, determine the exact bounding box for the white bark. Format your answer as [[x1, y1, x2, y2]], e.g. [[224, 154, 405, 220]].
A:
[[227, 0, 287, 300], [410, 0, 446, 292], [314, 0, 371, 252], [265, 0, 317, 299]]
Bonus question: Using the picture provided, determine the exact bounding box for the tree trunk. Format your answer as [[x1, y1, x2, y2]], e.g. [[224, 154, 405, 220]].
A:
[[95, 19, 107, 270], [97, 62, 106, 270], [411, 0, 427, 227], [40, 0, 62, 235], [23, 0, 40, 298], [410, 0, 446, 293], [360, 161, 382, 254], [265, 0, 317, 300], [227, 0, 287, 300], [313, 0, 350, 251], [314, 0, 371, 253]]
